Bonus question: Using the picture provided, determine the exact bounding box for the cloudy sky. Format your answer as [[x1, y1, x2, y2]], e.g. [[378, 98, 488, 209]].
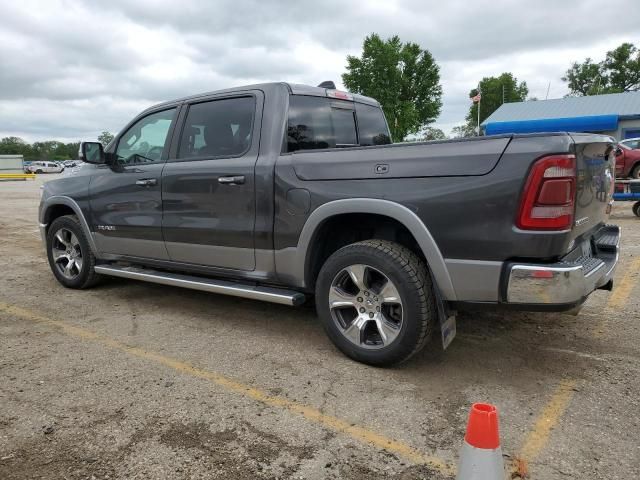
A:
[[1, 0, 639, 142]]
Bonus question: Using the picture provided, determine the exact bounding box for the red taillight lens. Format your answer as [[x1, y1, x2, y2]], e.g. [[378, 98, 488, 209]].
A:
[[516, 154, 576, 230]]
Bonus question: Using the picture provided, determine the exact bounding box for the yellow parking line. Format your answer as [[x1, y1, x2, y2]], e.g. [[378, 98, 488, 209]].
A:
[[515, 379, 577, 474], [594, 257, 640, 338], [606, 257, 640, 309], [0, 301, 455, 476]]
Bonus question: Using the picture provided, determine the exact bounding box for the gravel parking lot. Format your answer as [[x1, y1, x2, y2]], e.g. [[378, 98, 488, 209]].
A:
[[1, 174, 639, 479]]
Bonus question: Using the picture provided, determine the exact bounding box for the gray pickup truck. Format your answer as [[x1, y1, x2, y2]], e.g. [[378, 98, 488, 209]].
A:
[[39, 82, 620, 366]]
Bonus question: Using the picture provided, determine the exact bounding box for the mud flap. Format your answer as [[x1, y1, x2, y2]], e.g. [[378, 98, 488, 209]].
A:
[[434, 284, 457, 350]]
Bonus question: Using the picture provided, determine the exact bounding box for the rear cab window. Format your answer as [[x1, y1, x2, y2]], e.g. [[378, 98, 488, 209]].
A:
[[286, 95, 390, 153]]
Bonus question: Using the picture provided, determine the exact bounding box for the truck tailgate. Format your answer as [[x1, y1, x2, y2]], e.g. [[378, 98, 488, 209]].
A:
[[570, 133, 616, 239]]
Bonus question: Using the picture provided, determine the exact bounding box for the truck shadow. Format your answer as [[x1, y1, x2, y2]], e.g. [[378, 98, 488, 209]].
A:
[[95, 276, 603, 386]]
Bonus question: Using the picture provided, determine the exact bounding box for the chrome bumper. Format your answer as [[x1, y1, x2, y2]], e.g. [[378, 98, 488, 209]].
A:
[[506, 225, 620, 305]]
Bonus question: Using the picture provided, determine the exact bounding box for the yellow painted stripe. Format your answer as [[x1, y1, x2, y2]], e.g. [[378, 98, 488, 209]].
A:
[[518, 379, 577, 463], [0, 173, 35, 179], [0, 301, 455, 476], [594, 257, 640, 338], [607, 257, 640, 309]]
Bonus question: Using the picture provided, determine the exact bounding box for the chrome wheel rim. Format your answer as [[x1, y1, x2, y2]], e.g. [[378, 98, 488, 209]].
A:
[[329, 264, 403, 350], [51, 227, 83, 279]]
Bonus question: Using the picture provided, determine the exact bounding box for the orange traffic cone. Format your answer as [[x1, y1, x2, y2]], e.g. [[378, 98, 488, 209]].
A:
[[456, 403, 504, 480]]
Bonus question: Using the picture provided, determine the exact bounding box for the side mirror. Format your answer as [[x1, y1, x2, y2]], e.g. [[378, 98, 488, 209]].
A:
[[79, 141, 106, 164], [615, 147, 623, 156]]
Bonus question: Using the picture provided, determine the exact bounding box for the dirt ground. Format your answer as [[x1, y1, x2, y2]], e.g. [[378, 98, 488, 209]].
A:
[[1, 174, 639, 479]]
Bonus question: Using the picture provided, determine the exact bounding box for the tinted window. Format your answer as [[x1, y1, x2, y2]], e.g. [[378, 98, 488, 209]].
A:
[[116, 108, 176, 165], [287, 96, 357, 152], [355, 103, 391, 146], [178, 96, 255, 159]]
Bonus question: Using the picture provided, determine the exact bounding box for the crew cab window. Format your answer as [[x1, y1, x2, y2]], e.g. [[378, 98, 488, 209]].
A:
[[286, 95, 391, 152], [115, 108, 176, 165], [355, 102, 392, 146], [287, 96, 357, 152], [178, 96, 255, 159]]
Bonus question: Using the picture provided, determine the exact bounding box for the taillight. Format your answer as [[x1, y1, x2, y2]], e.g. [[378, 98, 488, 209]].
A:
[[516, 154, 576, 230]]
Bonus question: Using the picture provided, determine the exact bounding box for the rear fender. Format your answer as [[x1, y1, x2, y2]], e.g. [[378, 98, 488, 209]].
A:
[[275, 198, 457, 300]]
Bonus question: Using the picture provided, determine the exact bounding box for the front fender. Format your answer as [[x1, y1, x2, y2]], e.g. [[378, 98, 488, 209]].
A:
[[39, 195, 99, 255]]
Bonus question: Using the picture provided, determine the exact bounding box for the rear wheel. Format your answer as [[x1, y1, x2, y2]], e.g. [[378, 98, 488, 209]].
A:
[[633, 201, 640, 218], [315, 240, 435, 366], [631, 164, 640, 179], [46, 215, 100, 289]]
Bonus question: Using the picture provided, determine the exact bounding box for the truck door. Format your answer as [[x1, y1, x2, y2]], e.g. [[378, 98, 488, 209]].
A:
[[88, 106, 178, 259], [161, 93, 262, 270]]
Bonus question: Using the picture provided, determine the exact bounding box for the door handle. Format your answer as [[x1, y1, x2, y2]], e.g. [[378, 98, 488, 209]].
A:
[[135, 178, 157, 186], [218, 175, 245, 185]]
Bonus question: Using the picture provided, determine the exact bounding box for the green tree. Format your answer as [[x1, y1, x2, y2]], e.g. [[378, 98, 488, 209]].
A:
[[342, 34, 442, 141], [562, 58, 605, 96], [98, 131, 114, 146], [604, 43, 640, 92], [451, 124, 477, 139], [0, 137, 29, 155], [0, 137, 79, 161], [421, 126, 447, 141], [466, 73, 529, 130], [562, 42, 640, 95]]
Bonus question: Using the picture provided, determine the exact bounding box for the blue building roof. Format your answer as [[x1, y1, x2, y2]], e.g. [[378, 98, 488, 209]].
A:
[[483, 91, 640, 124], [485, 114, 619, 135], [482, 91, 640, 135]]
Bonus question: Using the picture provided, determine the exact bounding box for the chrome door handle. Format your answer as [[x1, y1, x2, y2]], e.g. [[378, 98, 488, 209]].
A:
[[135, 178, 157, 186], [218, 175, 245, 185]]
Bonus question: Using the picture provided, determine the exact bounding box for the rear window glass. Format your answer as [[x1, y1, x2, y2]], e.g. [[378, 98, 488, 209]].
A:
[[286, 95, 391, 152], [287, 96, 357, 152], [355, 102, 391, 146]]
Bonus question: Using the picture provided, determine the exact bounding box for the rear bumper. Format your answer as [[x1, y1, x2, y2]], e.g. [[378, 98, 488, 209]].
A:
[[505, 225, 620, 307]]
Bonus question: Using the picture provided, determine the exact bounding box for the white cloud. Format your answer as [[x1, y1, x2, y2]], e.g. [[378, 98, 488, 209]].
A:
[[0, 0, 639, 140]]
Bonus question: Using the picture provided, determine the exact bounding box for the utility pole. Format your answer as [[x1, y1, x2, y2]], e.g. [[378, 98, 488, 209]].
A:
[[502, 84, 505, 105], [545, 82, 551, 100], [477, 93, 481, 136]]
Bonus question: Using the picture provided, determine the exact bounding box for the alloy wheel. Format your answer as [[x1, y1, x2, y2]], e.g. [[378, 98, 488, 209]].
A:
[[328, 264, 404, 349], [51, 227, 83, 279]]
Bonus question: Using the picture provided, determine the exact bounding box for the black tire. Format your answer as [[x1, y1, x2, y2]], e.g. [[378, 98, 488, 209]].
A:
[[633, 201, 640, 218], [315, 239, 435, 366], [46, 215, 101, 289], [35, 169, 43, 174], [631, 164, 640, 180]]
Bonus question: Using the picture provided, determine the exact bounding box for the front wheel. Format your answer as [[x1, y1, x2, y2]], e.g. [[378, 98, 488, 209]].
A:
[[46, 215, 100, 289], [633, 201, 640, 218], [631, 164, 640, 180], [315, 240, 435, 366]]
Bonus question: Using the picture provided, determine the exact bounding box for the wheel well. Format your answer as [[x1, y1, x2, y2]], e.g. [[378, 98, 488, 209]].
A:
[[44, 204, 75, 231], [305, 213, 425, 289]]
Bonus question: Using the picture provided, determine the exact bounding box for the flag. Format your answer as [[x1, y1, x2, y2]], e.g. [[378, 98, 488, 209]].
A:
[[471, 92, 481, 103]]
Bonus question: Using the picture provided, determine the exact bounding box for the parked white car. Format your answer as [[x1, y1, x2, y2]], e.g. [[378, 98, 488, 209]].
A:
[[63, 160, 82, 168], [619, 137, 640, 150], [27, 161, 65, 174]]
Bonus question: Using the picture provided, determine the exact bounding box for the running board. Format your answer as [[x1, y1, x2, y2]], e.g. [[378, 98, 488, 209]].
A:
[[94, 265, 306, 306]]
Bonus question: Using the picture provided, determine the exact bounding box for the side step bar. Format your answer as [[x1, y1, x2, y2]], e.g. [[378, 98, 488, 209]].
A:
[[94, 265, 306, 306]]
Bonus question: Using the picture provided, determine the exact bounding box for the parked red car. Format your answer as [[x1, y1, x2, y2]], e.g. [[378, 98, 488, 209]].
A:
[[615, 143, 640, 179]]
